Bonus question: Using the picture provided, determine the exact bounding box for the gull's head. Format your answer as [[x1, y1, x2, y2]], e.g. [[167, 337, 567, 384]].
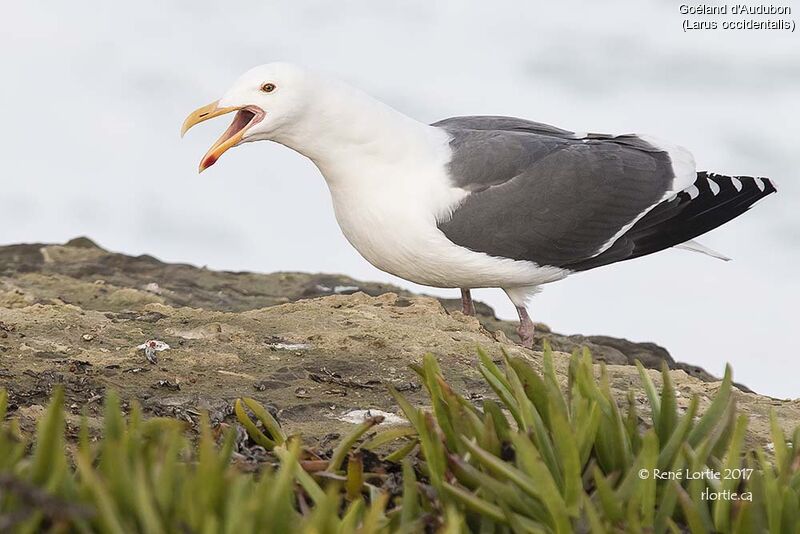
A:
[[182, 62, 312, 172]]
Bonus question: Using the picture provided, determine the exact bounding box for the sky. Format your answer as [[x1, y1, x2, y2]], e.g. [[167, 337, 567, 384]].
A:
[[1, 1, 798, 397]]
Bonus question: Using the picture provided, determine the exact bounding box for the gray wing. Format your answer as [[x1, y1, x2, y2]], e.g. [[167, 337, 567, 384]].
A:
[[433, 116, 678, 269]]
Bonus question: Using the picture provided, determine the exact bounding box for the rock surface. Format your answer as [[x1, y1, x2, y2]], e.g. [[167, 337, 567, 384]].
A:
[[0, 238, 796, 446]]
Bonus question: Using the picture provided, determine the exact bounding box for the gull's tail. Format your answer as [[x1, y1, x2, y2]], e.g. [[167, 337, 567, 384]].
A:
[[674, 239, 731, 261]]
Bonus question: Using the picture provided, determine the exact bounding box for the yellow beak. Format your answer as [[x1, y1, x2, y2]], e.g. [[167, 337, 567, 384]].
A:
[[181, 100, 244, 172]]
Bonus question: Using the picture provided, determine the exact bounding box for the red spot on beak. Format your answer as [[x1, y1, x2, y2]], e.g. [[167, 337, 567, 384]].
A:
[[200, 154, 218, 171]]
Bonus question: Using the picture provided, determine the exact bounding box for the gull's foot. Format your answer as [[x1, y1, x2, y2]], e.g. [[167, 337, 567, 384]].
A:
[[517, 322, 535, 349]]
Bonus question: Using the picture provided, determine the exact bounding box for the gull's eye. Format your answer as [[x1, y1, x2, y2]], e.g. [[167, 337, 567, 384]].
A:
[[261, 82, 276, 93]]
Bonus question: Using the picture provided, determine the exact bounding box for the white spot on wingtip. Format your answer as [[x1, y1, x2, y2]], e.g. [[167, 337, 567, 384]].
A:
[[684, 184, 700, 199], [755, 177, 766, 192], [707, 177, 720, 195], [730, 176, 743, 192]]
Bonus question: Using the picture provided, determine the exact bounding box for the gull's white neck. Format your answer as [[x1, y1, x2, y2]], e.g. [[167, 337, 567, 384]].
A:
[[269, 78, 450, 190]]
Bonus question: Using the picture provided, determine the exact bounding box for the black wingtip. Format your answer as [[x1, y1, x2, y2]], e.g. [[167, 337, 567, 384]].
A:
[[569, 170, 777, 271]]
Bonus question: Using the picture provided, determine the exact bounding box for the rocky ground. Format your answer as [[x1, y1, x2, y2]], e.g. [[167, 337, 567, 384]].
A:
[[1, 238, 797, 446]]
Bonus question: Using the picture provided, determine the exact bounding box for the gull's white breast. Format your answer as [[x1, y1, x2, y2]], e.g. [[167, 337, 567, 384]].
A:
[[318, 132, 568, 289]]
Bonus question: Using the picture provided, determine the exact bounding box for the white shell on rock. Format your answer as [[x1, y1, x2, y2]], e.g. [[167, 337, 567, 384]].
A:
[[338, 409, 406, 425]]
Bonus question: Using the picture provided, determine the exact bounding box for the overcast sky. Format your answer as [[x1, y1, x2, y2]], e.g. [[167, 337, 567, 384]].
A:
[[2, 1, 798, 397]]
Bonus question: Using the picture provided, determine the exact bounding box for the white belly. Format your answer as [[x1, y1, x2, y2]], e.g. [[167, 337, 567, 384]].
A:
[[328, 182, 568, 290]]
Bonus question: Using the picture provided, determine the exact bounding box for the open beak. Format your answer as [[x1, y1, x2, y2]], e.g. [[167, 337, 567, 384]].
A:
[[181, 101, 264, 172]]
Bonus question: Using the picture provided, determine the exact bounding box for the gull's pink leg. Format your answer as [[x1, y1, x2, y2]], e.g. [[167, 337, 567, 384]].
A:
[[515, 306, 535, 348], [460, 288, 476, 316]]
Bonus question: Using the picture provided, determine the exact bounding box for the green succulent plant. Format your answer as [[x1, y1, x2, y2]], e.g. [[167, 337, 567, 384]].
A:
[[1, 343, 798, 533]]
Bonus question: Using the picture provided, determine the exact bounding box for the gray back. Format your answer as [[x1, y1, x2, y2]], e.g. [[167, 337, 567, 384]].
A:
[[433, 116, 676, 269]]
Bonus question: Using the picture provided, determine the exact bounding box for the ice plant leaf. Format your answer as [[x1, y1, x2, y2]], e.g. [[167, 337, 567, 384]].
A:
[[234, 398, 277, 450]]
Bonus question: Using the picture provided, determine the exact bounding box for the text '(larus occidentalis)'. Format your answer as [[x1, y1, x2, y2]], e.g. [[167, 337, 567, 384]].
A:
[[181, 63, 777, 348]]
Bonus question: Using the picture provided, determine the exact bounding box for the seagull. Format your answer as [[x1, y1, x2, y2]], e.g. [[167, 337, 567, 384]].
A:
[[182, 63, 777, 348]]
